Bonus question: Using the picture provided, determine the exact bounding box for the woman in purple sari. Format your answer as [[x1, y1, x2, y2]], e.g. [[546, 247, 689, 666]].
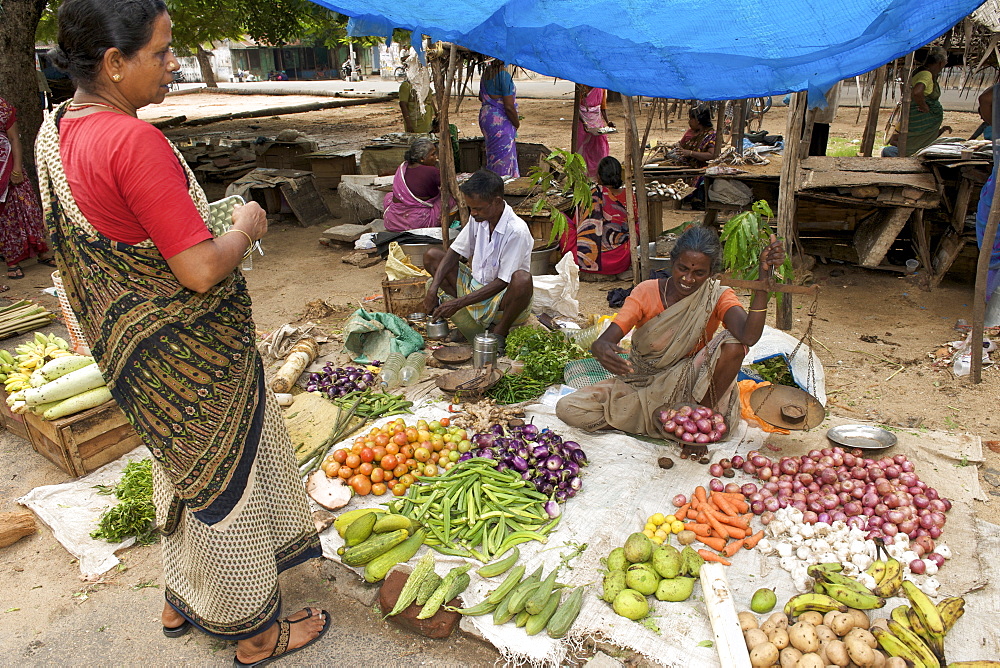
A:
[[382, 137, 447, 231], [479, 59, 520, 177]]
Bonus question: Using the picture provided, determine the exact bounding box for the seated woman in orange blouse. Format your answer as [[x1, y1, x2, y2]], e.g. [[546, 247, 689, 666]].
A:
[[557, 226, 785, 450]]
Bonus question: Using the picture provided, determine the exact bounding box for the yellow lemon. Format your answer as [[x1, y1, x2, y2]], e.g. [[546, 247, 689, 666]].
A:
[[650, 513, 666, 526], [642, 528, 656, 539], [644, 522, 657, 532], [664, 515, 677, 524], [651, 535, 664, 545], [670, 521, 685, 534], [653, 529, 669, 540]]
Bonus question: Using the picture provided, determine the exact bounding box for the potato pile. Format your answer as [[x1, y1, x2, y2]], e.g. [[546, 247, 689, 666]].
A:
[[739, 609, 904, 668]]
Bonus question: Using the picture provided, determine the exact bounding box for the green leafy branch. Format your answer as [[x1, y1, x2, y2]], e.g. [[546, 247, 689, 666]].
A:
[[527, 149, 594, 245], [719, 200, 794, 303]]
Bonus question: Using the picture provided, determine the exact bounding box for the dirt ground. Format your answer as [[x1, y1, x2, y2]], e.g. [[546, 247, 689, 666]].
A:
[[1, 91, 998, 665]]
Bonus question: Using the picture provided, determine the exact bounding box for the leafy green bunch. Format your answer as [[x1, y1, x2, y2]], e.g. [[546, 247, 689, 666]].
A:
[[720, 200, 793, 284], [91, 460, 157, 546], [527, 149, 595, 245], [505, 327, 589, 386]]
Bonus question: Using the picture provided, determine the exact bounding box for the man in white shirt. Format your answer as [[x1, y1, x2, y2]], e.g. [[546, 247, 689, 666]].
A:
[[423, 169, 534, 352]]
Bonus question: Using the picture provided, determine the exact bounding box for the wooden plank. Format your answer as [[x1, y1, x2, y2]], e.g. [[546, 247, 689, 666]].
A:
[[281, 176, 333, 227], [798, 169, 937, 192], [570, 84, 582, 155], [775, 91, 808, 330], [911, 209, 933, 281], [972, 134, 1000, 381], [928, 227, 967, 289], [951, 178, 973, 232], [860, 66, 887, 157], [853, 206, 914, 267], [801, 156, 928, 173]]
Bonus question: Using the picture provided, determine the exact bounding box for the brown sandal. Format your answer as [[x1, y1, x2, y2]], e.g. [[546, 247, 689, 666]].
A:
[[233, 608, 330, 667]]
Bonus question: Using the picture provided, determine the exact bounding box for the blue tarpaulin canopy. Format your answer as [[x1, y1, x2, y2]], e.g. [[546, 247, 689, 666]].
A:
[[309, 0, 983, 104]]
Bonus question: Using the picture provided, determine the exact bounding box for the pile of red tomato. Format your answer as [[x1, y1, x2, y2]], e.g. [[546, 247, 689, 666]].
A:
[[321, 417, 473, 496]]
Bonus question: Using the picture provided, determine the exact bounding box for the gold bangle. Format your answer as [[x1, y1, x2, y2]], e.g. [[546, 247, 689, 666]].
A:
[[11, 170, 23, 177], [748, 308, 768, 313], [224, 228, 255, 258]]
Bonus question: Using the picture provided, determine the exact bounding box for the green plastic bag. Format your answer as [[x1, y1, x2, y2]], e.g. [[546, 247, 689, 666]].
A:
[[342, 309, 424, 363]]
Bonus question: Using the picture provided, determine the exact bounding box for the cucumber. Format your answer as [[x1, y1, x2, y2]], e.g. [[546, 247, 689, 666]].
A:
[[508, 581, 541, 615], [547, 586, 584, 638], [364, 529, 425, 583], [514, 610, 531, 628], [342, 529, 409, 566], [526, 590, 562, 636], [525, 568, 558, 615], [343, 512, 378, 547], [416, 572, 443, 606], [477, 547, 520, 578]]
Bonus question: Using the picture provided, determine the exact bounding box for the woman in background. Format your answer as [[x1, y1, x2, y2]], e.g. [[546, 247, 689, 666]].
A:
[[383, 137, 448, 231], [0, 96, 54, 283], [882, 49, 947, 157], [479, 59, 520, 177], [561, 156, 633, 278], [577, 85, 612, 178], [672, 106, 716, 168]]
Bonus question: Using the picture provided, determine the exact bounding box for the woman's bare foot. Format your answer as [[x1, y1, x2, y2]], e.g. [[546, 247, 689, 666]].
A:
[[235, 608, 327, 665], [161, 601, 185, 629]]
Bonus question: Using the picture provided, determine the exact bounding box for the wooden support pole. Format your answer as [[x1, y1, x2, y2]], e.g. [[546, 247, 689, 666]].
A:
[[571, 84, 582, 155], [624, 95, 651, 280], [433, 44, 461, 249], [622, 144, 641, 287], [640, 98, 658, 158], [861, 66, 887, 157], [731, 99, 746, 150], [774, 91, 808, 331], [897, 52, 916, 158]]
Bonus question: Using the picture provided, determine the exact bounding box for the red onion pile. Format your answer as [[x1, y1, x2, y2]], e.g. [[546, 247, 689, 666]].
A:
[[658, 405, 727, 444], [725, 446, 951, 545]]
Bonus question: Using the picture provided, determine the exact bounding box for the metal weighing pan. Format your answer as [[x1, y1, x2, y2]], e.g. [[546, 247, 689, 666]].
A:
[[826, 424, 897, 450]]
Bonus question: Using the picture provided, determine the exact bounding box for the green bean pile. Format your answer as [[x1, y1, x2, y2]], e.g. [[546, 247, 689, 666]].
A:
[[385, 457, 560, 562]]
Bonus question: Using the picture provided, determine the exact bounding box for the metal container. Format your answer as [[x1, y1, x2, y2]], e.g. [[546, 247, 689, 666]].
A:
[[472, 333, 499, 368], [426, 319, 450, 340], [530, 246, 554, 276], [407, 312, 427, 326]]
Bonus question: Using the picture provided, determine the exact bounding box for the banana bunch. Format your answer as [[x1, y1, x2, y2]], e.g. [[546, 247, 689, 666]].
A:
[[873, 580, 965, 668], [3, 333, 72, 391], [809, 563, 886, 610], [866, 557, 905, 598]]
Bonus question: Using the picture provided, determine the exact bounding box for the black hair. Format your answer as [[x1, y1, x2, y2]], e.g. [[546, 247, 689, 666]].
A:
[[404, 137, 436, 165], [597, 156, 623, 188], [670, 225, 724, 274], [690, 105, 713, 129], [459, 169, 504, 200], [916, 47, 948, 73], [49, 0, 168, 86]]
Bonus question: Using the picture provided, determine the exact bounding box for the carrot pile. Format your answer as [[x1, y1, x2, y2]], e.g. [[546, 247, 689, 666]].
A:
[[673, 485, 764, 566]]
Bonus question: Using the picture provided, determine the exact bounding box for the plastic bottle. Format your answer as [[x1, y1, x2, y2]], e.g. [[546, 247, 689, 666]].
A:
[[449, 306, 485, 343], [571, 316, 614, 350], [399, 352, 427, 386], [381, 352, 406, 388]]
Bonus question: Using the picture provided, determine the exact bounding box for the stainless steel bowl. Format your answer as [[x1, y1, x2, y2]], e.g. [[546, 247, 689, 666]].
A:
[[826, 424, 897, 450], [426, 320, 450, 339]]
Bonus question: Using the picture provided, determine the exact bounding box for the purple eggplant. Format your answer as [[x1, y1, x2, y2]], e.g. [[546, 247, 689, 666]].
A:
[[458, 452, 472, 462], [570, 449, 588, 466], [555, 489, 570, 503], [509, 456, 529, 472], [569, 476, 582, 491], [531, 444, 549, 459], [489, 424, 505, 436], [544, 455, 563, 471], [544, 497, 561, 518]]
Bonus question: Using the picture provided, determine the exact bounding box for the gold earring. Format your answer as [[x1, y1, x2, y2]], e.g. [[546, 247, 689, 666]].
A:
[[112, 74, 122, 82]]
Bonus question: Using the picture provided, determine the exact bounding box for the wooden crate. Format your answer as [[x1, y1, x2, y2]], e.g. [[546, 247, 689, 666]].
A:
[[0, 389, 30, 442], [305, 152, 357, 190], [256, 142, 317, 172], [382, 276, 429, 318], [23, 399, 144, 477]]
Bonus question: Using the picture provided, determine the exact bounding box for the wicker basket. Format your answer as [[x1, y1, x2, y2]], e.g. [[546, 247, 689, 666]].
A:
[[381, 276, 429, 318], [51, 271, 91, 355]]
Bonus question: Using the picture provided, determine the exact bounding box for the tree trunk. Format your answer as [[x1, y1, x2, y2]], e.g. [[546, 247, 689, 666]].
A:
[[0, 0, 49, 174], [196, 45, 217, 88]]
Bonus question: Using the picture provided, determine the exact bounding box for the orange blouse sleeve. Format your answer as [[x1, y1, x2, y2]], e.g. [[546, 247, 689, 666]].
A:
[[612, 280, 661, 335]]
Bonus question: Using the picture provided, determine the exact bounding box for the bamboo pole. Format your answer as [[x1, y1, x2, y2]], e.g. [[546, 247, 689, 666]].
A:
[[432, 44, 461, 249], [624, 95, 651, 280], [971, 83, 1000, 383], [640, 98, 659, 157], [897, 52, 916, 158], [623, 146, 641, 287], [731, 99, 746, 149], [774, 91, 808, 331], [860, 66, 887, 157]]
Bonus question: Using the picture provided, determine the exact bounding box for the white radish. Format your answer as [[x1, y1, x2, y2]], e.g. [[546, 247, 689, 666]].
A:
[[42, 385, 112, 420], [22, 364, 106, 406]]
